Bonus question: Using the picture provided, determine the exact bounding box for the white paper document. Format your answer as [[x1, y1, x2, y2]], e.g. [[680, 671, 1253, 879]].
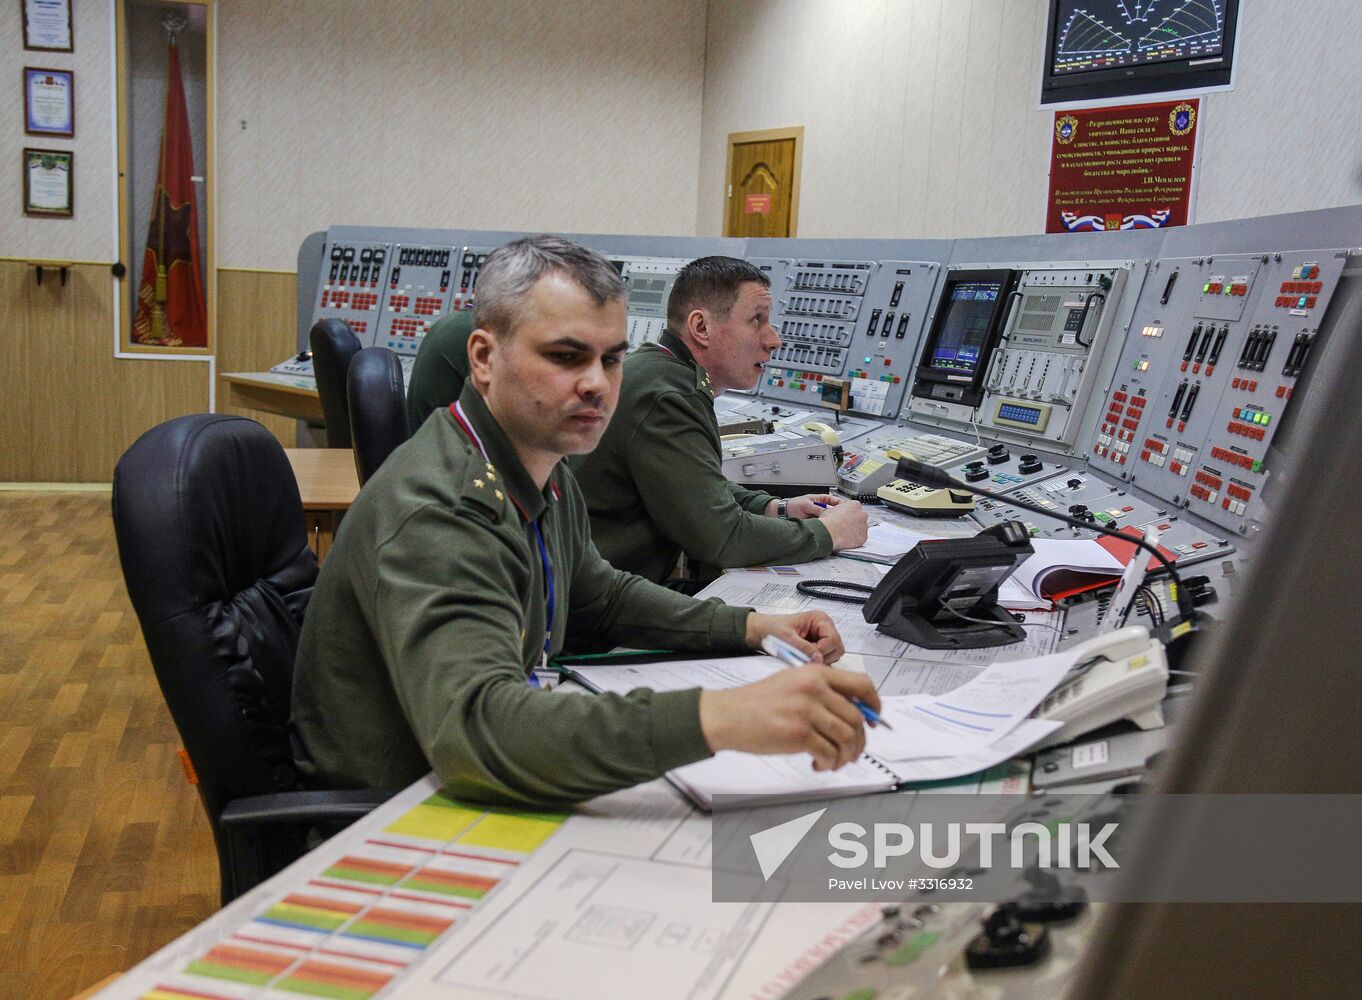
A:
[[565, 655, 779, 696], [567, 650, 1067, 808], [841, 522, 942, 563], [867, 648, 1079, 761], [433, 849, 770, 1000], [889, 719, 1063, 783]]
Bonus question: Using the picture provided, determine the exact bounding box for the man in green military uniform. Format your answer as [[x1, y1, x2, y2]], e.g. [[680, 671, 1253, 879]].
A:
[[405, 309, 474, 434], [292, 236, 879, 808], [570, 256, 869, 585]]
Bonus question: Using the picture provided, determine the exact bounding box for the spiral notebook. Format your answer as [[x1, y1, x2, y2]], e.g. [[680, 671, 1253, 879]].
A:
[[559, 654, 905, 810]]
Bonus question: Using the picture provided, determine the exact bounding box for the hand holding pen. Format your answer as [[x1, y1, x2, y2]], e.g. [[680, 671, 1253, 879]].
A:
[[697, 640, 884, 772], [761, 635, 894, 731]]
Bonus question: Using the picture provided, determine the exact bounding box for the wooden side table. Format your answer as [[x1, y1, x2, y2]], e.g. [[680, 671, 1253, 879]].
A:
[[224, 371, 325, 423], [284, 448, 360, 563]]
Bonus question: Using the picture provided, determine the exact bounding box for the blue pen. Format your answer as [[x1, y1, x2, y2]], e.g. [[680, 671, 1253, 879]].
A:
[[760, 635, 894, 730]]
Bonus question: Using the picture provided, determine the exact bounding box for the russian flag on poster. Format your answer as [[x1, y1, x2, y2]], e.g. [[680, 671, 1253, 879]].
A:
[[1061, 209, 1172, 232]]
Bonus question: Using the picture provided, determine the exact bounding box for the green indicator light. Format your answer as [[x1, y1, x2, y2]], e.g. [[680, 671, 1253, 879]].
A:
[[1263, 413, 1272, 425], [1203, 283, 1212, 292], [1095, 512, 1113, 523], [1252, 459, 1263, 472]]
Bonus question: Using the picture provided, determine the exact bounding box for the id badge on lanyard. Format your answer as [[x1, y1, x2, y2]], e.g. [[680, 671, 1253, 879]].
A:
[[528, 519, 560, 689]]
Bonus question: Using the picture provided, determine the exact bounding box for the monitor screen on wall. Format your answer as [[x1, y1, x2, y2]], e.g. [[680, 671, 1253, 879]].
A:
[[1041, 0, 1240, 105]]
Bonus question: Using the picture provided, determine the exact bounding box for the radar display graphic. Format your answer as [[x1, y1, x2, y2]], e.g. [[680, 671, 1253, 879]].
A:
[[1053, 0, 1226, 75]]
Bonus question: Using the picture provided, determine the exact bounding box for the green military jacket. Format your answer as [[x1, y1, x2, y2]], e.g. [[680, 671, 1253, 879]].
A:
[[292, 383, 751, 807], [405, 310, 474, 435], [570, 329, 832, 583]]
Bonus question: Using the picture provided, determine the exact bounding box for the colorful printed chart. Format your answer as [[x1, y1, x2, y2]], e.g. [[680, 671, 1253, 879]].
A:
[[136, 790, 566, 1000]]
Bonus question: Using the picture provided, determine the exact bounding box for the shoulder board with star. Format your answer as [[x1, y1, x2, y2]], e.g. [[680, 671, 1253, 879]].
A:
[[459, 459, 509, 523]]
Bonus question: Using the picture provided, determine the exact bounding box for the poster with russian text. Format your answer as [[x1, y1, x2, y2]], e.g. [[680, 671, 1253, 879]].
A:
[[1046, 99, 1199, 234]]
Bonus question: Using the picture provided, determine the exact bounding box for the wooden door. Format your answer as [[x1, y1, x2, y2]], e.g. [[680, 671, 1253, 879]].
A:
[[724, 127, 803, 238]]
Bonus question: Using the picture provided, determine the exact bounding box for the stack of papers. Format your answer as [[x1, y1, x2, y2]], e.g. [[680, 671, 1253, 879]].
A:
[[1003, 537, 1127, 605], [563, 651, 1081, 809]]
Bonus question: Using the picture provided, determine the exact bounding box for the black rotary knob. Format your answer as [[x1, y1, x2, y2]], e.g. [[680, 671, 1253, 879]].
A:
[[987, 443, 1010, 464], [1018, 454, 1043, 474], [964, 903, 1051, 969], [964, 461, 989, 482]]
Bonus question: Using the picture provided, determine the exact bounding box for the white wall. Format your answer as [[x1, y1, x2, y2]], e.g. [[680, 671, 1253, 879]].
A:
[[8, 1, 1358, 266], [699, 0, 1362, 239], [1, 0, 117, 261], [217, 0, 708, 270]]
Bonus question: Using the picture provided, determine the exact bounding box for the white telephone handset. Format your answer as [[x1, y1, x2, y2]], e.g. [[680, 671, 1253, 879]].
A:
[[1031, 625, 1168, 751], [803, 421, 842, 448]]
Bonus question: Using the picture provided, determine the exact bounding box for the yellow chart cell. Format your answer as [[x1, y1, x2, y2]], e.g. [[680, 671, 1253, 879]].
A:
[[458, 810, 567, 853], [385, 793, 485, 842]]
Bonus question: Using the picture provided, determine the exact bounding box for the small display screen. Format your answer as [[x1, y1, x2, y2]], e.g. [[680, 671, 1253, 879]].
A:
[[998, 403, 1042, 425], [926, 281, 1005, 377], [627, 277, 670, 311]]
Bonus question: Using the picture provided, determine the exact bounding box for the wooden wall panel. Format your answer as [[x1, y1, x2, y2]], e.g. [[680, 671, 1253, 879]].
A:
[[215, 268, 299, 446], [0, 263, 209, 484]]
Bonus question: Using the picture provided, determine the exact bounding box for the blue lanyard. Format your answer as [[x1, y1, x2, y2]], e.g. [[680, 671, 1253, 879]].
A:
[[528, 519, 555, 688], [532, 519, 555, 653]]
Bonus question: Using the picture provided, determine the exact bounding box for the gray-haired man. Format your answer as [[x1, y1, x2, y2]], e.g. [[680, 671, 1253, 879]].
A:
[[291, 235, 879, 808]]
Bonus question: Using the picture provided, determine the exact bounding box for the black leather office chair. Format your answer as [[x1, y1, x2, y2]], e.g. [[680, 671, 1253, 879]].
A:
[[347, 347, 410, 485], [112, 414, 387, 905], [310, 319, 363, 448]]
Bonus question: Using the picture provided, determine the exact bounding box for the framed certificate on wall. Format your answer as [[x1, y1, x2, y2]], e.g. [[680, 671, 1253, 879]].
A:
[[24, 67, 74, 137], [23, 147, 73, 217], [22, 0, 74, 52]]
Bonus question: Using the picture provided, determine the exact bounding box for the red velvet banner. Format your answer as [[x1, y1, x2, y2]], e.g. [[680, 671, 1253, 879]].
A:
[[133, 43, 207, 348], [1045, 99, 1199, 234]]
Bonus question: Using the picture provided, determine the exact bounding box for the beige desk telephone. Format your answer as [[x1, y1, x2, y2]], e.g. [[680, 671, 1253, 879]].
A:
[[1031, 625, 1169, 751], [876, 478, 977, 517]]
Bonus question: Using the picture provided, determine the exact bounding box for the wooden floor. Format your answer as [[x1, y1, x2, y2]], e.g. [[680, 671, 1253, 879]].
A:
[[0, 491, 218, 999]]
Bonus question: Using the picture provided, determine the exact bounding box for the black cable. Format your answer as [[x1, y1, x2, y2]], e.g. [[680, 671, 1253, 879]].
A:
[[1131, 583, 1165, 629], [939, 603, 1065, 638], [795, 580, 874, 605], [1075, 291, 1105, 348]]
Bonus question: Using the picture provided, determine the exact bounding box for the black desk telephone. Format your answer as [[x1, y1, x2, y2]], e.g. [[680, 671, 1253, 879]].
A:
[[864, 521, 1034, 649]]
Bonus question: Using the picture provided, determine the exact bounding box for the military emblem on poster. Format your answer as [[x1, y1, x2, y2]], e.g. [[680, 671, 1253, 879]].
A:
[[1170, 103, 1197, 136]]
